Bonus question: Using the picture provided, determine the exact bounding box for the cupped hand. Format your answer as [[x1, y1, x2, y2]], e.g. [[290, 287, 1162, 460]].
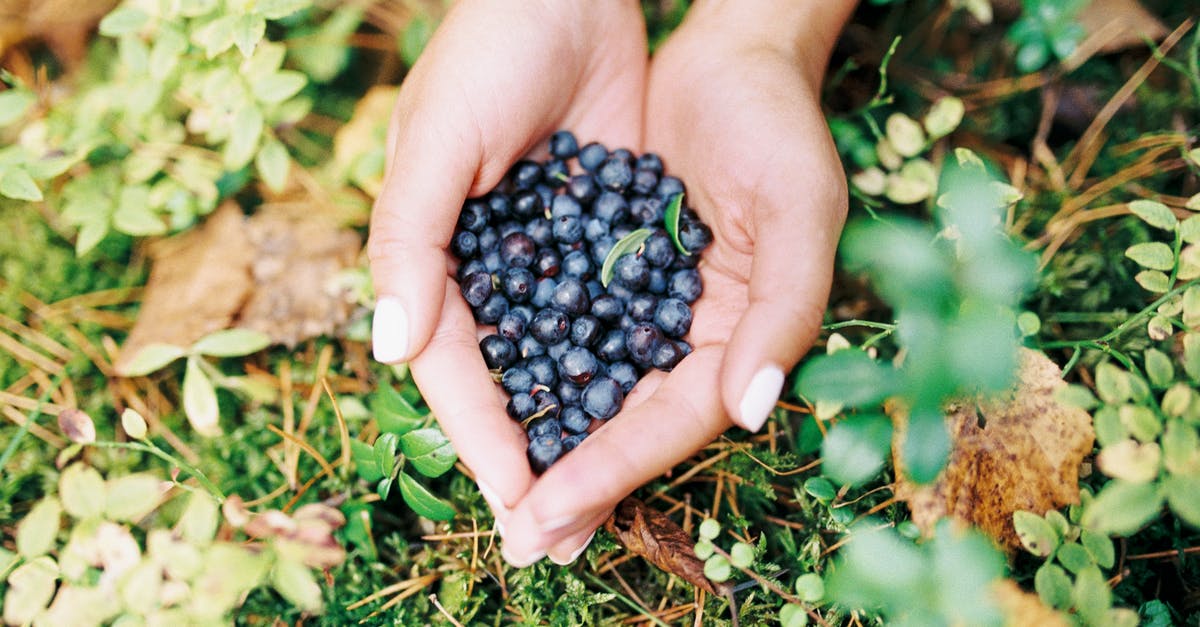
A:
[[498, 4, 851, 566], [368, 0, 647, 532]]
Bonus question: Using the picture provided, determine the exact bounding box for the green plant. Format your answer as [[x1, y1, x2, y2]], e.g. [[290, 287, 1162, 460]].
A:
[[1007, 0, 1088, 73]]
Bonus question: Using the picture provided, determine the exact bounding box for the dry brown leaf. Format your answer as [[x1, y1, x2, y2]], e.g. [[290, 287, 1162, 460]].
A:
[[893, 348, 1095, 551], [604, 497, 732, 597], [992, 579, 1070, 627], [1077, 0, 1168, 55], [115, 202, 361, 375], [332, 85, 398, 199], [0, 0, 116, 65]]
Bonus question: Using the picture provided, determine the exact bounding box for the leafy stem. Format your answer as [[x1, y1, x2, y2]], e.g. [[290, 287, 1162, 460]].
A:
[[91, 440, 226, 501]]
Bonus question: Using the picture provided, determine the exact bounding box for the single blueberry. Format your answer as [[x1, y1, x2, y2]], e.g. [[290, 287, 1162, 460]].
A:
[[497, 311, 527, 342], [551, 194, 583, 218], [527, 416, 562, 439], [567, 174, 599, 204], [627, 293, 659, 322], [591, 236, 617, 266], [654, 297, 693, 338], [597, 156, 633, 192], [561, 432, 587, 452], [500, 232, 536, 268], [533, 184, 555, 211], [606, 361, 639, 393], [459, 272, 493, 308], [512, 189, 542, 219], [561, 250, 592, 280], [560, 406, 591, 435], [526, 354, 558, 388], [642, 231, 676, 268], [531, 277, 557, 309], [631, 168, 659, 195], [570, 315, 602, 347], [630, 196, 664, 225], [625, 323, 662, 367], [483, 250, 504, 273], [534, 247, 562, 278], [477, 227, 500, 252], [578, 142, 608, 172], [556, 380, 583, 407], [501, 267, 535, 303], [507, 393, 537, 421], [656, 175, 685, 198], [457, 259, 487, 282], [610, 148, 635, 167], [510, 160, 542, 190], [474, 293, 508, 325], [614, 254, 651, 291], [457, 200, 490, 233], [451, 230, 478, 259], [636, 152, 664, 175], [590, 294, 625, 323], [558, 346, 600, 385], [595, 329, 629, 362], [647, 268, 668, 295], [544, 159, 569, 188], [593, 191, 628, 223], [549, 130, 579, 159], [583, 217, 610, 243], [501, 367, 535, 396], [527, 434, 563, 474], [582, 376, 624, 420], [486, 192, 511, 221], [551, 278, 591, 315], [679, 219, 714, 254], [524, 217, 554, 248], [517, 335, 546, 358], [668, 268, 702, 304], [530, 308, 570, 345], [651, 339, 686, 371], [547, 338, 572, 362], [533, 389, 561, 418], [553, 215, 584, 244], [479, 334, 518, 370]]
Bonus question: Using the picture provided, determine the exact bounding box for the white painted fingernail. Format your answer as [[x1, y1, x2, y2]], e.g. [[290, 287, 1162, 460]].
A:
[[539, 515, 580, 534], [501, 544, 545, 568], [549, 530, 596, 566], [372, 297, 409, 363], [738, 366, 784, 432]]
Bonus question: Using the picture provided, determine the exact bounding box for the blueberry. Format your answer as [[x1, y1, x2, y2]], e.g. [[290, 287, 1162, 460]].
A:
[[636, 152, 664, 175], [500, 232, 536, 268], [642, 231, 675, 268], [534, 184, 555, 210], [457, 200, 490, 233], [526, 355, 558, 387], [502, 367, 534, 396], [651, 340, 686, 371], [480, 334, 518, 370], [511, 305, 534, 323], [582, 376, 623, 420], [562, 250, 592, 280], [502, 267, 535, 303], [631, 168, 659, 195], [524, 217, 554, 248], [451, 230, 478, 259], [527, 434, 563, 474], [679, 219, 714, 254], [530, 308, 570, 345], [570, 315, 602, 347], [547, 338, 572, 362], [483, 250, 504, 273], [586, 280, 604, 299], [474, 293, 508, 325], [510, 160, 542, 190], [551, 194, 582, 219], [497, 220, 523, 239], [512, 189, 542, 219], [533, 247, 561, 278], [614, 254, 650, 291], [591, 236, 616, 266], [597, 156, 633, 192], [627, 293, 659, 322], [630, 196, 664, 225], [567, 174, 599, 204], [544, 159, 569, 188], [498, 311, 527, 342], [618, 313, 637, 331], [647, 268, 668, 294], [550, 130, 579, 159], [583, 217, 610, 243], [459, 272, 492, 308], [589, 294, 625, 324], [593, 191, 628, 223], [561, 432, 587, 452], [656, 175, 685, 198], [558, 346, 600, 385], [531, 277, 557, 308], [668, 268, 702, 304], [517, 335, 546, 358], [556, 380, 583, 407], [553, 215, 583, 244], [654, 297, 693, 338], [560, 406, 591, 434], [610, 148, 635, 167], [551, 278, 591, 315], [606, 361, 639, 393], [457, 258, 487, 282], [527, 416, 562, 439], [478, 227, 500, 253], [625, 323, 662, 366], [507, 393, 537, 421], [486, 192, 511, 221], [578, 142, 608, 172], [596, 329, 629, 362], [533, 389, 560, 418]]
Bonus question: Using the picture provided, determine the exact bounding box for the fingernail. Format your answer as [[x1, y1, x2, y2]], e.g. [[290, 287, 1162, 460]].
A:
[[478, 481, 508, 516], [539, 515, 580, 534], [501, 544, 545, 568], [372, 297, 409, 363], [549, 530, 596, 566], [738, 366, 784, 432]]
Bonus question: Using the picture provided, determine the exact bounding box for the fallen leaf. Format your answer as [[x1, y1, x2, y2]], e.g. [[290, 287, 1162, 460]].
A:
[[0, 0, 116, 66], [893, 348, 1095, 551], [1077, 0, 1168, 55], [57, 408, 95, 444], [604, 497, 732, 597], [992, 579, 1070, 627]]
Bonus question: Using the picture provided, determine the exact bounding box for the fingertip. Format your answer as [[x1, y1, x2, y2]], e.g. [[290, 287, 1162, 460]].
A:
[[733, 364, 785, 433], [371, 297, 409, 364], [368, 248, 449, 363]]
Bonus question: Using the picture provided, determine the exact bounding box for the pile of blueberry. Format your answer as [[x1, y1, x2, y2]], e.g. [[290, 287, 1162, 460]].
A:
[[451, 130, 713, 474]]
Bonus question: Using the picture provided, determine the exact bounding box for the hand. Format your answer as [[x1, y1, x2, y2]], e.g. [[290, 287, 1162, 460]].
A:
[[497, 2, 853, 565], [367, 0, 648, 543]]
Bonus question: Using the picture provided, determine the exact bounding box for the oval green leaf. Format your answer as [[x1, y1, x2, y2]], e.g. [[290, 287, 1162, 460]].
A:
[[821, 413, 893, 486], [192, 328, 272, 357], [1081, 480, 1164, 536], [105, 473, 163, 522], [1129, 199, 1177, 231], [1125, 242, 1175, 271], [350, 439, 383, 482], [398, 472, 455, 521], [59, 464, 106, 519], [373, 432, 399, 479], [0, 166, 43, 201], [119, 343, 186, 377], [663, 193, 688, 256], [1164, 474, 1200, 528], [271, 556, 322, 612], [183, 356, 221, 436], [255, 138, 290, 193], [795, 349, 897, 407], [1034, 562, 1072, 609], [600, 228, 652, 288], [372, 384, 425, 435], [399, 428, 457, 478], [17, 498, 61, 558], [1012, 510, 1058, 557]]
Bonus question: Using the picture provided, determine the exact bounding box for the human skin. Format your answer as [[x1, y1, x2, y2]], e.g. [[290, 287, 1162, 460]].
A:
[[368, 0, 856, 566]]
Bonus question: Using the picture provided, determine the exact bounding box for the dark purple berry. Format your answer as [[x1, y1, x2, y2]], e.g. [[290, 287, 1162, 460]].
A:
[[668, 268, 702, 304], [570, 315, 602, 347], [567, 174, 599, 204], [458, 200, 489, 233], [507, 393, 537, 421], [654, 297, 693, 338], [451, 231, 478, 259], [530, 308, 570, 345], [500, 232, 536, 268], [497, 311, 527, 341], [590, 294, 625, 323], [474, 293, 508, 324], [560, 406, 591, 435], [501, 367, 535, 396], [480, 334, 517, 370], [627, 293, 659, 322], [544, 159, 569, 188], [656, 175, 685, 198], [651, 339, 686, 371], [679, 220, 714, 254], [636, 152, 663, 175], [527, 435, 563, 474], [527, 416, 562, 439], [561, 432, 587, 452], [614, 254, 650, 291], [549, 130, 579, 159], [595, 329, 629, 362], [526, 355, 558, 388], [578, 142, 608, 172], [512, 189, 541, 219], [642, 231, 675, 268], [510, 160, 542, 190], [632, 168, 659, 195], [551, 194, 582, 218], [582, 376, 623, 420], [558, 346, 600, 385], [551, 278, 591, 315], [597, 156, 633, 192], [460, 272, 492, 308], [534, 248, 562, 278], [625, 323, 662, 366], [606, 361, 638, 393]]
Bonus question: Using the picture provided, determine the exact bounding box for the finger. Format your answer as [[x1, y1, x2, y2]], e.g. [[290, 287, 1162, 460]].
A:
[[546, 510, 609, 566], [720, 126, 847, 433], [410, 278, 534, 509], [498, 346, 728, 561]]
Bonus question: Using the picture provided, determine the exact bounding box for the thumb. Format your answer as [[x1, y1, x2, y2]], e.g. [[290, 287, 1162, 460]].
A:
[[719, 153, 847, 432], [368, 102, 481, 364]]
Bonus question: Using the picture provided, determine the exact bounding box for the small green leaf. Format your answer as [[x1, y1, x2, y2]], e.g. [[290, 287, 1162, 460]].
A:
[[821, 413, 893, 486], [17, 498, 61, 558], [0, 90, 35, 126], [0, 166, 43, 201], [885, 113, 926, 157], [1054, 541, 1094, 573], [1016, 311, 1041, 336], [99, 7, 149, 36], [1162, 383, 1197, 418], [1073, 565, 1112, 625], [923, 96, 964, 139], [3, 556, 58, 625], [105, 473, 163, 522], [1125, 242, 1176, 271], [795, 350, 897, 407], [1184, 332, 1200, 382], [1097, 439, 1161, 483], [779, 604, 809, 627], [373, 384, 425, 435], [1129, 200, 1178, 231], [1082, 480, 1164, 536], [1181, 215, 1200, 244], [1164, 474, 1200, 528], [1080, 529, 1115, 569], [1119, 404, 1162, 443], [76, 221, 108, 256], [224, 104, 264, 170], [663, 193, 688, 256], [729, 542, 755, 569], [376, 476, 393, 500], [794, 573, 825, 602], [255, 138, 290, 192], [1013, 510, 1059, 557], [350, 439, 383, 482], [1144, 348, 1175, 388], [191, 328, 271, 357], [803, 476, 837, 502], [122, 408, 148, 440], [373, 433, 399, 478], [398, 472, 455, 521], [1034, 563, 1072, 609], [59, 463, 107, 519], [232, 13, 266, 58], [1053, 384, 1098, 410], [1095, 362, 1131, 404], [113, 191, 166, 236], [703, 554, 732, 582], [271, 557, 322, 612], [177, 492, 219, 545], [252, 70, 307, 104], [1162, 419, 1200, 475], [184, 356, 221, 436], [1135, 270, 1170, 293], [198, 14, 237, 58], [600, 228, 653, 288], [399, 428, 457, 478], [698, 518, 721, 540]]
